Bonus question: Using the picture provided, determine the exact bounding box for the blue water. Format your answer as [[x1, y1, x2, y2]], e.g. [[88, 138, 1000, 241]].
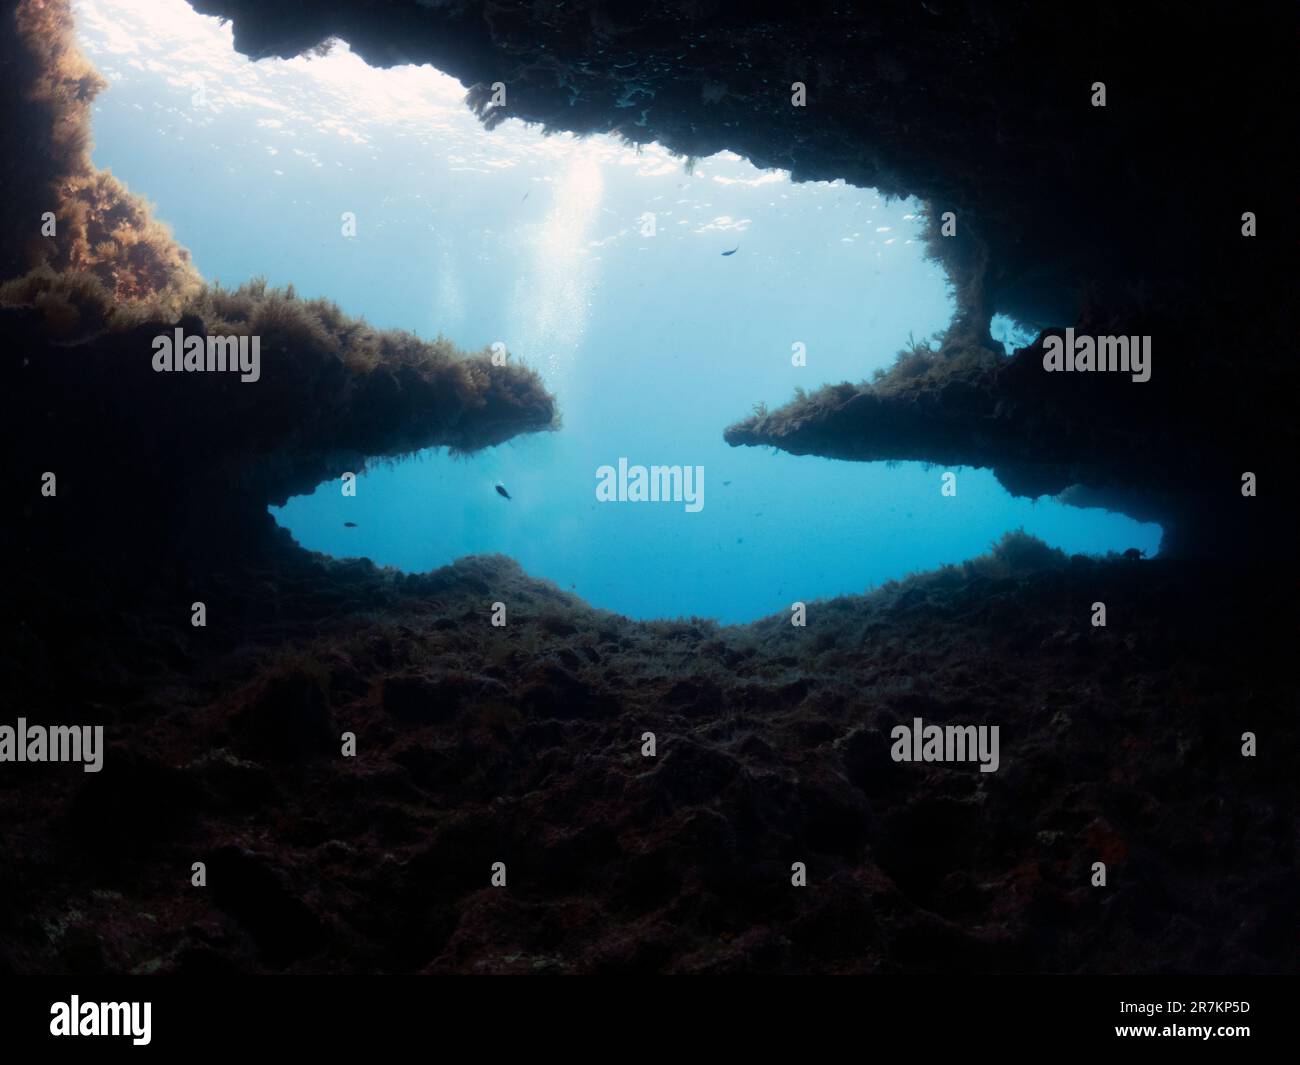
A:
[[76, 0, 1160, 622]]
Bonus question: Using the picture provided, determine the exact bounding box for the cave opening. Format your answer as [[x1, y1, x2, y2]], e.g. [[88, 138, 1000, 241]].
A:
[[75, 0, 1160, 623]]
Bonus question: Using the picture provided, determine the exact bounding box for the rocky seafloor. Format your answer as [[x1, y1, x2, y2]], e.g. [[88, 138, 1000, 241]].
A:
[[2, 530, 1294, 974]]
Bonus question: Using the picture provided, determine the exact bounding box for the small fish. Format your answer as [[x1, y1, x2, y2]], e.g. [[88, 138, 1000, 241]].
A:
[[495, 482, 512, 500], [343, 521, 357, 528], [521, 191, 529, 203], [721, 246, 739, 256], [722, 480, 732, 486]]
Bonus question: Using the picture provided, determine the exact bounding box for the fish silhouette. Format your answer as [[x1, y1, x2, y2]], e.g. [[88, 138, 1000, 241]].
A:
[[343, 521, 357, 528], [495, 482, 512, 500], [721, 246, 739, 256]]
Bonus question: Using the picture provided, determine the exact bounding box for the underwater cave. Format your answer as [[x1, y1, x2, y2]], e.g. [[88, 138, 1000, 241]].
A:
[[73, 0, 1160, 622], [0, 0, 1294, 1019]]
